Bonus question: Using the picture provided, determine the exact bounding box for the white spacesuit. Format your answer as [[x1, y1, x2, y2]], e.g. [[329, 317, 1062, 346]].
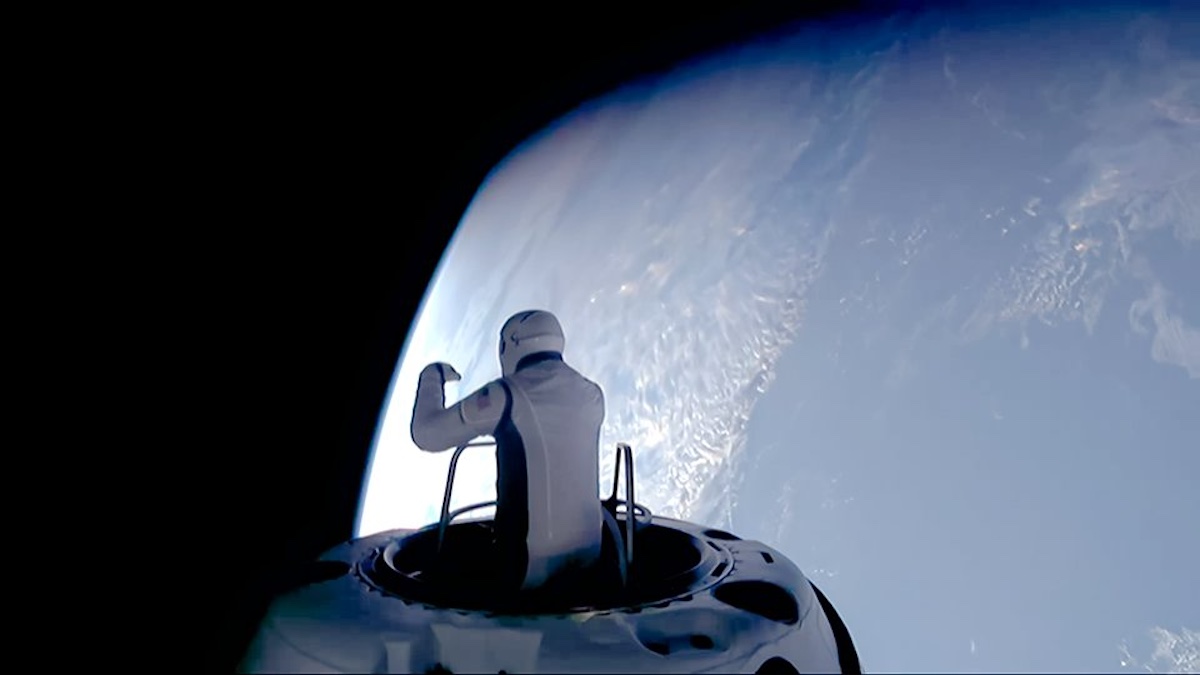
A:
[[410, 310, 605, 591]]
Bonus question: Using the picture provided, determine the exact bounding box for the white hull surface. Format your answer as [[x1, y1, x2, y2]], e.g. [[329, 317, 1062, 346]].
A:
[[241, 515, 860, 674]]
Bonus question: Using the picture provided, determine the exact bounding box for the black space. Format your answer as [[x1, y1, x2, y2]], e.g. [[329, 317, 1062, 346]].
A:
[[141, 2, 898, 670]]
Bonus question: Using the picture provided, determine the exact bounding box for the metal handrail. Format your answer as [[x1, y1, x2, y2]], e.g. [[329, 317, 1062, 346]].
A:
[[446, 500, 498, 523], [604, 442, 643, 568], [437, 439, 496, 554], [436, 437, 650, 582]]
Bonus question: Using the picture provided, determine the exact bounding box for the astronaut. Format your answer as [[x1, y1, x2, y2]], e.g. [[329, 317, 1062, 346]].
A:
[[411, 310, 605, 592]]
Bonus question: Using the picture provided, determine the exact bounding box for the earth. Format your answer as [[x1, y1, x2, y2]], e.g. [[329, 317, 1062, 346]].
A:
[[360, 4, 1198, 672]]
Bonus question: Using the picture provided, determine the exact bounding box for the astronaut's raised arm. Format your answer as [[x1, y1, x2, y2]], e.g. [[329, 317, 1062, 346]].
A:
[[411, 363, 507, 452]]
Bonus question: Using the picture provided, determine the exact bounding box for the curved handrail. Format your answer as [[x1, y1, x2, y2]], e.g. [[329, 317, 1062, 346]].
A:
[[437, 439, 496, 554], [620, 442, 634, 566], [446, 500, 498, 523], [603, 442, 651, 568], [436, 438, 651, 581]]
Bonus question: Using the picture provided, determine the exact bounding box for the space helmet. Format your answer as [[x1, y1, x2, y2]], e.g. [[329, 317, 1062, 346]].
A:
[[499, 310, 565, 377]]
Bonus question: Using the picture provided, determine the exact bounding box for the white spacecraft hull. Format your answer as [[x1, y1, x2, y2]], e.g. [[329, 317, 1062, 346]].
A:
[[240, 515, 859, 674]]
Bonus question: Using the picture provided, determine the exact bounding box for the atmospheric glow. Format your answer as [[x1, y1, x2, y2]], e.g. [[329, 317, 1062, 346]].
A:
[[355, 260, 503, 537]]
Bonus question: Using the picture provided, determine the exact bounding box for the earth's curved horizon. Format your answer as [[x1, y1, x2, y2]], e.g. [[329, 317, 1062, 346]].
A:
[[359, 3, 1197, 671]]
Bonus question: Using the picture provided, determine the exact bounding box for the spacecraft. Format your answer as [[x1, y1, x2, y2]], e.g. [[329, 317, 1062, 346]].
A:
[[240, 441, 861, 673]]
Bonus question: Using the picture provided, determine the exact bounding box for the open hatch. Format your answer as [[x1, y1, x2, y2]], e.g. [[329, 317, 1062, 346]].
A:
[[358, 442, 727, 614]]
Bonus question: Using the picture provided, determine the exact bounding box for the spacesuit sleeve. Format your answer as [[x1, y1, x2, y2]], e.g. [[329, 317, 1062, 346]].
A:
[[410, 364, 507, 452]]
